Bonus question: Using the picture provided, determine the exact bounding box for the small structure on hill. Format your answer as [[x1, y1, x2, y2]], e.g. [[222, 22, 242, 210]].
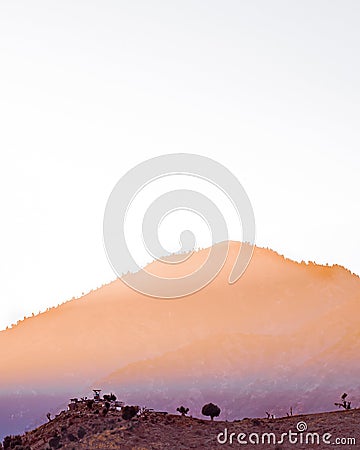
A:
[[334, 392, 352, 410], [67, 390, 129, 414]]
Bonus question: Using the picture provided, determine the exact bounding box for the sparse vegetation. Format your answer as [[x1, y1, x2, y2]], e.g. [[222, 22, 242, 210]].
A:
[[103, 393, 117, 402], [122, 405, 140, 420], [3, 390, 360, 450], [176, 406, 189, 416], [201, 403, 221, 421], [77, 427, 86, 439], [67, 433, 77, 442], [3, 388, 360, 450], [3, 435, 23, 449], [48, 435, 61, 449]]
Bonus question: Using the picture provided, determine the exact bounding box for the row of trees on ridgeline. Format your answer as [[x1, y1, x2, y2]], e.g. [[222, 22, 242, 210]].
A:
[[177, 403, 221, 420], [177, 393, 352, 422]]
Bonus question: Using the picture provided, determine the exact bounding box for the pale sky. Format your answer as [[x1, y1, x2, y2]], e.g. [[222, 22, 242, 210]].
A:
[[0, 1, 359, 330]]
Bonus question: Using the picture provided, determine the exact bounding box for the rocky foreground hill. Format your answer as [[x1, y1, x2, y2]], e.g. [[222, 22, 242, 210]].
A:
[[2, 401, 359, 449]]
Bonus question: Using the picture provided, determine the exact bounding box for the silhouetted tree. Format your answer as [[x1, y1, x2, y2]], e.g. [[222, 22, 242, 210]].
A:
[[3, 436, 11, 450], [86, 399, 94, 409], [3, 435, 22, 449], [122, 405, 139, 420], [201, 403, 221, 421], [46, 412, 52, 422], [176, 406, 189, 416], [103, 393, 117, 402]]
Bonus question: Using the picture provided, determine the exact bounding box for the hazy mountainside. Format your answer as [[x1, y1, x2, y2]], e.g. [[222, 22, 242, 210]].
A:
[[0, 242, 359, 437], [99, 329, 360, 419], [0, 242, 358, 391], [0, 393, 69, 442]]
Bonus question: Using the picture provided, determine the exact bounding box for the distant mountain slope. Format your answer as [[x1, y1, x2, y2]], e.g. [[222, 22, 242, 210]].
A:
[[98, 327, 360, 419], [0, 242, 358, 392]]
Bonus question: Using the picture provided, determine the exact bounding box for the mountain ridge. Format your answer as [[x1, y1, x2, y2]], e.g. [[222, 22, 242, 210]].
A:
[[0, 241, 359, 437]]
